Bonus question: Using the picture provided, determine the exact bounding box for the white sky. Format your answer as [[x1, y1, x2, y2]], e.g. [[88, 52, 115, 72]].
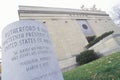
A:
[[0, 0, 120, 58]]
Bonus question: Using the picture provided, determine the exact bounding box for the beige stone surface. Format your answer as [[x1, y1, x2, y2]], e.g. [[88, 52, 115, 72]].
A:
[[89, 34, 120, 55], [59, 57, 76, 69]]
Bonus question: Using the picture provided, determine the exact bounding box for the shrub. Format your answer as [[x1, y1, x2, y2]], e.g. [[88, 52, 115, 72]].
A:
[[86, 36, 96, 43], [76, 50, 99, 65], [86, 31, 114, 48]]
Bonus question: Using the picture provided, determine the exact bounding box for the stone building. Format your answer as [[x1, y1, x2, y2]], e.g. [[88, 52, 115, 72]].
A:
[[18, 6, 120, 70]]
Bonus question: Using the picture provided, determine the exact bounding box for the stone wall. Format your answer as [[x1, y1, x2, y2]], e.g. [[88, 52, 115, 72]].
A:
[[89, 34, 120, 56]]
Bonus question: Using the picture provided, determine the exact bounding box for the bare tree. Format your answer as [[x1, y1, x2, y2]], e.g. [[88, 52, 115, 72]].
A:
[[111, 4, 120, 26]]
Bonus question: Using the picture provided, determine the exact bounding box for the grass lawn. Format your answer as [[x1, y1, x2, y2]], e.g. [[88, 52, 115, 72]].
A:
[[63, 52, 120, 80]]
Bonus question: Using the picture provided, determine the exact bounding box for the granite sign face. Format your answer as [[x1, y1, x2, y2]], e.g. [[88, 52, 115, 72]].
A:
[[2, 20, 64, 80]]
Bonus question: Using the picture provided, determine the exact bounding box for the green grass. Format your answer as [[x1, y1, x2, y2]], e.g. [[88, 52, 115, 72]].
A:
[[63, 52, 120, 80]]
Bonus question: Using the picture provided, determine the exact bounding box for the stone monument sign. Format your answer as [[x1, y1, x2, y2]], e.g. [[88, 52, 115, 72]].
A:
[[2, 20, 64, 80]]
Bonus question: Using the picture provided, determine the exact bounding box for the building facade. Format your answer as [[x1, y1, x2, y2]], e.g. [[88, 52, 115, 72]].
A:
[[18, 6, 120, 70]]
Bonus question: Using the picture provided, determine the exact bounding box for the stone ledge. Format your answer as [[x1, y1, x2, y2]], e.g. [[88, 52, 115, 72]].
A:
[[59, 56, 76, 70]]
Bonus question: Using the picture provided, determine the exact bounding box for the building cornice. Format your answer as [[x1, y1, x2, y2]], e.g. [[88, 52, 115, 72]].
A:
[[18, 5, 109, 16]]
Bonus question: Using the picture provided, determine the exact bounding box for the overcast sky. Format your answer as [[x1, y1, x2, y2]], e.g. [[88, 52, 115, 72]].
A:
[[0, 0, 120, 53]]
